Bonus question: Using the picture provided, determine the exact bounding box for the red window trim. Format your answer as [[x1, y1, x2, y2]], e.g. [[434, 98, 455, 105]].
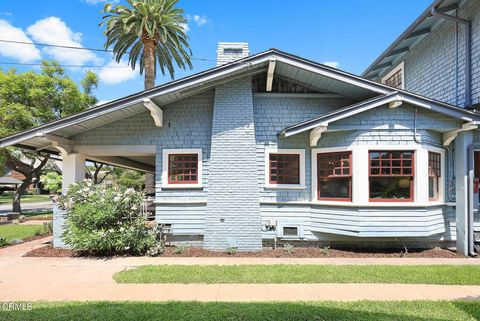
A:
[[167, 153, 199, 185], [368, 150, 414, 202], [428, 151, 441, 201], [317, 151, 352, 201], [269, 153, 301, 185]]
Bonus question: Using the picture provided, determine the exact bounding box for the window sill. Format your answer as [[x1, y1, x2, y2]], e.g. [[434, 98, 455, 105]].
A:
[[161, 184, 203, 190], [264, 184, 306, 190]]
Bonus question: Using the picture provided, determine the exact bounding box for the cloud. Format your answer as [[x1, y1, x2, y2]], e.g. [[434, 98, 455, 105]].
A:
[[192, 15, 208, 26], [0, 20, 41, 62], [82, 0, 119, 4], [179, 23, 190, 33], [0, 12, 12, 16], [323, 61, 339, 68], [27, 17, 102, 65], [98, 59, 138, 85]]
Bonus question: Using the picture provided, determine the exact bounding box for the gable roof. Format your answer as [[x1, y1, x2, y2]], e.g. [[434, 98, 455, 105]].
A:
[[281, 90, 480, 138], [0, 48, 477, 152], [362, 0, 461, 80]]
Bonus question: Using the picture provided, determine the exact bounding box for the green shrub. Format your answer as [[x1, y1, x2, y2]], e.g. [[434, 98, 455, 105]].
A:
[[321, 245, 331, 256], [226, 247, 237, 255], [59, 179, 159, 255], [174, 244, 188, 254], [284, 243, 295, 254], [0, 236, 8, 247]]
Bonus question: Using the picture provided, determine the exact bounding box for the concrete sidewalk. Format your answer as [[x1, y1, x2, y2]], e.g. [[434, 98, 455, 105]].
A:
[[0, 238, 480, 302]]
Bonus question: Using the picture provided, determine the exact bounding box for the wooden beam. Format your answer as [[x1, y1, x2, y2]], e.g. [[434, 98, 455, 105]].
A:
[[405, 28, 431, 39], [88, 156, 155, 173], [389, 100, 402, 108], [36, 133, 73, 155], [143, 98, 163, 127], [266, 58, 277, 92]]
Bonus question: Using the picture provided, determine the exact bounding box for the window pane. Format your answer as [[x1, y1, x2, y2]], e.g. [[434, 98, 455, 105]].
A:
[[429, 177, 439, 200], [269, 153, 300, 184], [283, 227, 298, 237], [369, 177, 412, 200], [168, 154, 199, 184], [319, 177, 351, 199]]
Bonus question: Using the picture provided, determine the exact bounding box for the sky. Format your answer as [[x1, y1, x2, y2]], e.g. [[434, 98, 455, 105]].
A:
[[0, 0, 432, 103]]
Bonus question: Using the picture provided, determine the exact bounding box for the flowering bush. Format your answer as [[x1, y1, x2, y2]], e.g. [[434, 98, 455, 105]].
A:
[[59, 179, 160, 255]]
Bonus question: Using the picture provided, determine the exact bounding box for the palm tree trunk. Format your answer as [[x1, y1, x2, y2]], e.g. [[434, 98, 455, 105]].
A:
[[144, 40, 156, 90]]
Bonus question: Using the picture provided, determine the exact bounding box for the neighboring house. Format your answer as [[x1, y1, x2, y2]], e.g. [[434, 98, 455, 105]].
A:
[[363, 0, 480, 255], [1, 37, 480, 254]]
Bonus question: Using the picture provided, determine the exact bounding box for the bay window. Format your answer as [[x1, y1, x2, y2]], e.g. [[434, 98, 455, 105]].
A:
[[428, 151, 441, 201], [317, 152, 352, 201], [369, 150, 414, 202]]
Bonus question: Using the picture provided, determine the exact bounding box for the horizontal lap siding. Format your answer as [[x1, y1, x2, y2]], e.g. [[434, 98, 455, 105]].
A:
[[261, 204, 458, 241], [155, 204, 206, 235]]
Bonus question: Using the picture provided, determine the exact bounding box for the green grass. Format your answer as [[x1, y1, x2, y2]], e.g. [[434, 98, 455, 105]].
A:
[[0, 224, 49, 242], [114, 264, 480, 285], [0, 194, 50, 204], [0, 301, 479, 321]]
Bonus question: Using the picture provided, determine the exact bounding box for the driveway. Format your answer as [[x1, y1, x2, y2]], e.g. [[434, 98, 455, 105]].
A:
[[1, 237, 480, 302]]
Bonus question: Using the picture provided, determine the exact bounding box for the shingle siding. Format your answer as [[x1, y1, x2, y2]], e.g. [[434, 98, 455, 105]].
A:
[[398, 0, 480, 107]]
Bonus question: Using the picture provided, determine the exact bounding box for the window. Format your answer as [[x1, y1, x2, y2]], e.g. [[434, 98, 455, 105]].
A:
[[162, 149, 202, 188], [269, 154, 300, 185], [428, 152, 441, 201], [168, 154, 198, 184], [369, 150, 414, 202], [317, 152, 352, 201], [282, 226, 299, 237], [265, 149, 305, 188], [381, 62, 405, 89]]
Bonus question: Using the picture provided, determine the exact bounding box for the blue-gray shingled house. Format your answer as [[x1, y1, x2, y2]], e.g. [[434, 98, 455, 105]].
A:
[[2, 0, 480, 255]]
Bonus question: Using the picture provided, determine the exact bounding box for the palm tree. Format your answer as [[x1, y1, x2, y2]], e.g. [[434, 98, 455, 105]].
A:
[[101, 0, 192, 90]]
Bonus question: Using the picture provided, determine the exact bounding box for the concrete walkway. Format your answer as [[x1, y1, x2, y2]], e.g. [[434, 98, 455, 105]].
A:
[[0, 238, 480, 302], [0, 201, 52, 214]]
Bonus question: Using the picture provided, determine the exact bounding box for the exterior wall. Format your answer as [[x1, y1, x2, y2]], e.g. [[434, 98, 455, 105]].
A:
[[73, 92, 214, 238], [204, 77, 262, 250], [390, 0, 480, 107], [52, 203, 68, 248]]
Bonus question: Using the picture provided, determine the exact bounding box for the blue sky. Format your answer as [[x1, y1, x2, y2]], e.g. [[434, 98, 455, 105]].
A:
[[0, 0, 432, 103]]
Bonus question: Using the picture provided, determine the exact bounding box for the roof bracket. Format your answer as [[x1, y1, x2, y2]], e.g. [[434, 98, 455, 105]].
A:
[[36, 133, 73, 155], [266, 57, 277, 92], [389, 100, 402, 108], [443, 121, 478, 146], [143, 98, 163, 127], [310, 126, 327, 147]]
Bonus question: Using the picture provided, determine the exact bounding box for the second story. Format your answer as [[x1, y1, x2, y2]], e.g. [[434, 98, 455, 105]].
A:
[[363, 0, 480, 110]]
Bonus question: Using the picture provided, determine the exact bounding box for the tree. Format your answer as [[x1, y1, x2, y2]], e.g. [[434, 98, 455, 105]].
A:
[[86, 162, 114, 185], [40, 171, 62, 194], [0, 61, 98, 212], [114, 168, 145, 191], [101, 0, 192, 90]]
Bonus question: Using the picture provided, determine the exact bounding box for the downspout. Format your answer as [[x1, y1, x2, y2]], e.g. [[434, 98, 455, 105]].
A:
[[431, 6, 472, 108]]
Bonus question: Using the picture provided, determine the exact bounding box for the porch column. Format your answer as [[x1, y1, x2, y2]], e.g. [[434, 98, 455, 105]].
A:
[[61, 153, 86, 194], [455, 131, 472, 255]]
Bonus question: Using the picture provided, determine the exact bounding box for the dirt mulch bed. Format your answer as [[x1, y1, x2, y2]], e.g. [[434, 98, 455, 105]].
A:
[[24, 245, 466, 258]]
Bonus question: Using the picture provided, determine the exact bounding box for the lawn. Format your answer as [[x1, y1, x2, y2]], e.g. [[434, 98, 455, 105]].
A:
[[114, 264, 480, 285], [22, 211, 53, 221], [0, 224, 50, 242], [1, 301, 479, 321], [0, 194, 50, 205]]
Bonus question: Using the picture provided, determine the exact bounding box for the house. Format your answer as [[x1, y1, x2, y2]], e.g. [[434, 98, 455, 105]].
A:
[[1, 26, 480, 253], [363, 0, 480, 255]]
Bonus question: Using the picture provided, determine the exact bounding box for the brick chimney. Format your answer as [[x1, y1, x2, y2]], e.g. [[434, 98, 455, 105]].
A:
[[216, 42, 249, 66]]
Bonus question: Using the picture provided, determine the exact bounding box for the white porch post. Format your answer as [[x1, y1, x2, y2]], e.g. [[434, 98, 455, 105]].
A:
[[61, 153, 86, 194], [455, 131, 473, 255]]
